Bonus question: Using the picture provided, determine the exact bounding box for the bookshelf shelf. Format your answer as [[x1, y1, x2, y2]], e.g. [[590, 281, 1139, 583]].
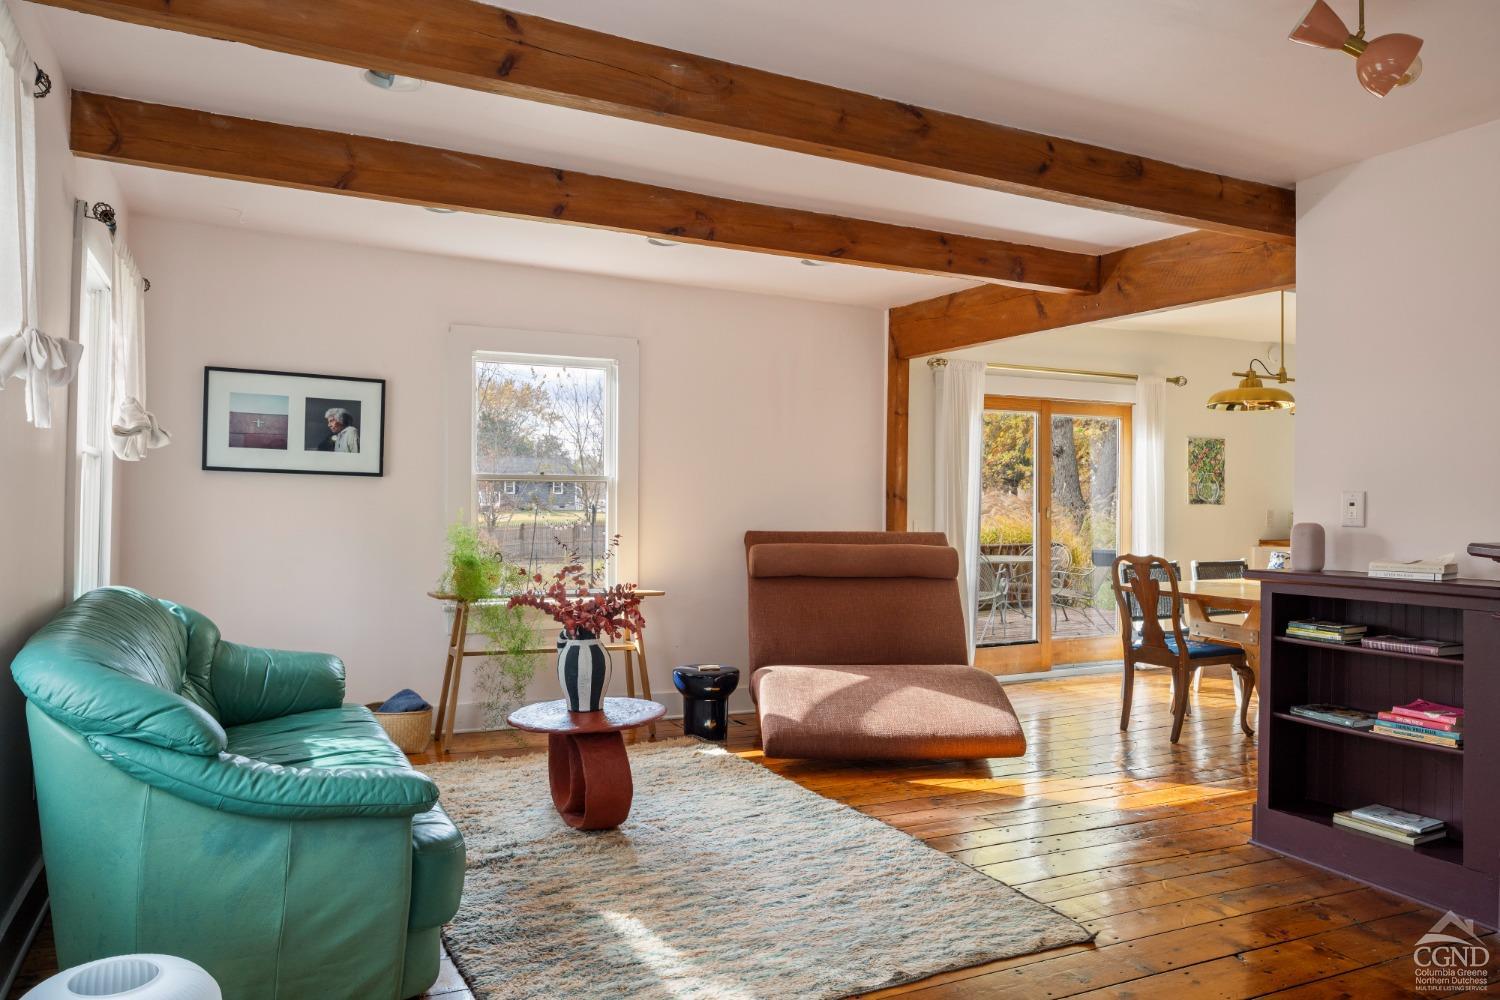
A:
[[1274, 635, 1465, 667], [1268, 799, 1464, 867], [1249, 569, 1500, 926], [1271, 711, 1463, 756]]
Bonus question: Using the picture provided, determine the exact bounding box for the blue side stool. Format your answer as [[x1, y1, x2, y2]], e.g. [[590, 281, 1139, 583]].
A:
[[672, 664, 740, 741]]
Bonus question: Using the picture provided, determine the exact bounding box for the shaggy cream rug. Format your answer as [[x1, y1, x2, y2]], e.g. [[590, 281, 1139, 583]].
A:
[[422, 740, 1091, 1000]]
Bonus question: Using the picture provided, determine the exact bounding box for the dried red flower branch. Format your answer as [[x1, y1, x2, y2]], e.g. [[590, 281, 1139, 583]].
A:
[[507, 535, 645, 640]]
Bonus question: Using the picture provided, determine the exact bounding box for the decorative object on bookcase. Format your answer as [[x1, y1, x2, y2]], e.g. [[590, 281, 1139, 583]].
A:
[[1333, 807, 1445, 846], [1290, 704, 1375, 729], [1250, 568, 1499, 925], [1290, 522, 1325, 572], [508, 535, 645, 714], [1361, 635, 1464, 657], [1286, 619, 1366, 644], [1369, 556, 1457, 581]]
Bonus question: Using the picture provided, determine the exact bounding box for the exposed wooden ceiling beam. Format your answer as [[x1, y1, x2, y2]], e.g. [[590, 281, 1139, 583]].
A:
[[69, 92, 1099, 292], [888, 231, 1296, 358], [35, 0, 1295, 242]]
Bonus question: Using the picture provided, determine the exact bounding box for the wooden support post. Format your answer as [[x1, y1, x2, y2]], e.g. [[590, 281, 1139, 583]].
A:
[[885, 330, 910, 531]]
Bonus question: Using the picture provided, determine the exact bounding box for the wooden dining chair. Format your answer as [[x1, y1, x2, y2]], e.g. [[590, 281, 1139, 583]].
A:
[[1188, 558, 1250, 693], [1111, 554, 1254, 743]]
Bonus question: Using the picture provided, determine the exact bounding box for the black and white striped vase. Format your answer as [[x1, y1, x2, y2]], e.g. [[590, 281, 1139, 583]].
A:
[[556, 628, 611, 713]]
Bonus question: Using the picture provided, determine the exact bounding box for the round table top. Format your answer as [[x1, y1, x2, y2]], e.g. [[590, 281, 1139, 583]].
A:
[[507, 697, 666, 735]]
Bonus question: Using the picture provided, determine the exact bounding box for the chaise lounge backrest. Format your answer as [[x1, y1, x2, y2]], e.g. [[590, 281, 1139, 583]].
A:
[[744, 531, 968, 671]]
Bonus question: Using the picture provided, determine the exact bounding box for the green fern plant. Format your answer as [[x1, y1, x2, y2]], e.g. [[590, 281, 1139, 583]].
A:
[[439, 521, 540, 725]]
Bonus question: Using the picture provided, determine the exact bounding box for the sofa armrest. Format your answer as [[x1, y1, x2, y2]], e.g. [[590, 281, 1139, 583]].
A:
[[211, 641, 346, 726], [86, 734, 439, 819], [11, 653, 227, 756]]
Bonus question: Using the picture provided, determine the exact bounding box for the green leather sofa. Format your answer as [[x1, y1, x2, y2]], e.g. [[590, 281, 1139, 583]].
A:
[[10, 587, 464, 1000]]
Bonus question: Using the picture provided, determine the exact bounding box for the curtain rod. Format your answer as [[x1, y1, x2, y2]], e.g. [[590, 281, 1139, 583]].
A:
[[83, 202, 151, 291], [926, 357, 1186, 386]]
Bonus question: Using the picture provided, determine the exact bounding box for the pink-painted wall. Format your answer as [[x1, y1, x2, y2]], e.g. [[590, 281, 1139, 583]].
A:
[[1295, 116, 1500, 578], [117, 218, 887, 720]]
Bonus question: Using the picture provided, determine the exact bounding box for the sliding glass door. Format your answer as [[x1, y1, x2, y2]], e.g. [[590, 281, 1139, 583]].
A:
[[974, 396, 1132, 674]]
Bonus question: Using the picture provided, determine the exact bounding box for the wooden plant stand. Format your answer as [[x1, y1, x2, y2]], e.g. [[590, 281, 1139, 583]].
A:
[[426, 590, 665, 753]]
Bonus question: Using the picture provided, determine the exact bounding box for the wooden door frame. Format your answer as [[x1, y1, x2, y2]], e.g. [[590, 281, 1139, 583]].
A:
[[974, 395, 1132, 675]]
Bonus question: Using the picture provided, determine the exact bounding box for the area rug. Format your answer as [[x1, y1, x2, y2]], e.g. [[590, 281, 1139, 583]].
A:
[[421, 740, 1091, 1000]]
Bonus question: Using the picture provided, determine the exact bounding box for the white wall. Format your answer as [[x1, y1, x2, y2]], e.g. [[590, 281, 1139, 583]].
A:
[[906, 327, 1295, 569], [117, 219, 886, 719], [1, 4, 126, 958], [1296, 116, 1500, 578]]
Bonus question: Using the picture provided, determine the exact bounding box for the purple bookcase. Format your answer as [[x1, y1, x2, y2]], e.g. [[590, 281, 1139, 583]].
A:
[[1250, 570, 1500, 925]]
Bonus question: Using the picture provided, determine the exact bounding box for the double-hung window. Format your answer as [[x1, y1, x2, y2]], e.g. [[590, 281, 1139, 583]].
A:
[[471, 354, 617, 581]]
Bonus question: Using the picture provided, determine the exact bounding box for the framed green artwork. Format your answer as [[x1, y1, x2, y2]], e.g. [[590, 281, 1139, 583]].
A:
[[1187, 437, 1225, 505]]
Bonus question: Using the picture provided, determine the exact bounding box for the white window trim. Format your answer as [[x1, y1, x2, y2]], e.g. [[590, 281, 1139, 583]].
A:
[[64, 204, 115, 598], [551, 481, 565, 495], [503, 479, 517, 495], [445, 325, 640, 584]]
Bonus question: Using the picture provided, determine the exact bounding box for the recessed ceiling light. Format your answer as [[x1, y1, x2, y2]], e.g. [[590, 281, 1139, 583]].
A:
[[646, 238, 681, 247], [425, 206, 457, 214], [799, 259, 828, 267], [363, 70, 423, 93]]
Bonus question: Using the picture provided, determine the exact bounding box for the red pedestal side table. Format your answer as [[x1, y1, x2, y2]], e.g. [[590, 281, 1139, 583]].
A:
[[507, 697, 666, 830]]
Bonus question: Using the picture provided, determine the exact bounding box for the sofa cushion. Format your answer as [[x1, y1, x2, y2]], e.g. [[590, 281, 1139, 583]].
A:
[[751, 663, 1026, 760], [409, 804, 465, 930], [12, 589, 226, 756], [227, 705, 409, 770]]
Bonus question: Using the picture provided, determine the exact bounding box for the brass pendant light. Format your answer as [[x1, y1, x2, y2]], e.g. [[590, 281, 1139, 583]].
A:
[[1206, 292, 1296, 412]]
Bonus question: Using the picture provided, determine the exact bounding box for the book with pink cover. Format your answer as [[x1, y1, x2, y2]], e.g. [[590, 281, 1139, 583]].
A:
[[1378, 711, 1460, 732], [1391, 698, 1463, 724]]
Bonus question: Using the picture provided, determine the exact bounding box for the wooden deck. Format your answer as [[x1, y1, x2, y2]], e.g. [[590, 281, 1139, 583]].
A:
[[12, 672, 1496, 998]]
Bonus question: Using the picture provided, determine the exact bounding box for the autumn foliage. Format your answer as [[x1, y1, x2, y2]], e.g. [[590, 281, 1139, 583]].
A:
[[507, 534, 645, 640]]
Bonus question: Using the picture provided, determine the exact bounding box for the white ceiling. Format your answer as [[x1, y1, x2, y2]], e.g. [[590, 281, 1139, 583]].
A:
[[22, 0, 1500, 308], [1090, 292, 1298, 344]]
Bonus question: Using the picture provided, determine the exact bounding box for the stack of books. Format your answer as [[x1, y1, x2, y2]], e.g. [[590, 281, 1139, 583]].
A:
[[1369, 558, 1458, 582], [1290, 704, 1375, 729], [1333, 804, 1447, 846], [1360, 634, 1464, 657], [1286, 620, 1367, 644], [1371, 699, 1464, 748]]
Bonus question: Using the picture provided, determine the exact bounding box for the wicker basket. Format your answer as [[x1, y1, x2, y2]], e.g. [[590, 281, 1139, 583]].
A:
[[366, 702, 433, 754]]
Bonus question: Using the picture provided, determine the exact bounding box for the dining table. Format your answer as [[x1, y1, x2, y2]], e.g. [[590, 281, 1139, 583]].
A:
[[1174, 577, 1261, 728]]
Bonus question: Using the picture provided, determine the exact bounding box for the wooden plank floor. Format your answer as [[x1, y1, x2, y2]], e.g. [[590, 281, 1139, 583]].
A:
[[12, 672, 1495, 998]]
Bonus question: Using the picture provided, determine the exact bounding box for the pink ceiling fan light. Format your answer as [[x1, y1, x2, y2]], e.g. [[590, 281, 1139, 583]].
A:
[[1288, 0, 1424, 98]]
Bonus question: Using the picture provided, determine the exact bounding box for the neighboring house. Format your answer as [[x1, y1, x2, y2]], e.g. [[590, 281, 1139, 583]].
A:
[[477, 455, 589, 516]]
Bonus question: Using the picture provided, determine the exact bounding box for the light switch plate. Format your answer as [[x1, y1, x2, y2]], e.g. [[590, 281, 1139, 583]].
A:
[[1341, 491, 1366, 528]]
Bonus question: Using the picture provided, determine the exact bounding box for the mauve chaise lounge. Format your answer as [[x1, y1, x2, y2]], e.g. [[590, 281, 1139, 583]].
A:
[[744, 531, 1026, 760]]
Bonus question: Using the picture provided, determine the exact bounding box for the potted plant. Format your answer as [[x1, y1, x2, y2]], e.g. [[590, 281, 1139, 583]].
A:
[[438, 522, 539, 725], [508, 536, 645, 713]]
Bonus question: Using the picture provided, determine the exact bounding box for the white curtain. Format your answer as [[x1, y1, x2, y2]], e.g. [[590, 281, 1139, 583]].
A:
[[932, 358, 985, 656], [1131, 374, 1167, 557], [110, 245, 169, 458], [0, 3, 78, 428]]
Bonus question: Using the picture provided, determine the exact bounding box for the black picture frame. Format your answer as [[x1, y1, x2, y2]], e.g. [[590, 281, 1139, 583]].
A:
[[201, 366, 387, 477]]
